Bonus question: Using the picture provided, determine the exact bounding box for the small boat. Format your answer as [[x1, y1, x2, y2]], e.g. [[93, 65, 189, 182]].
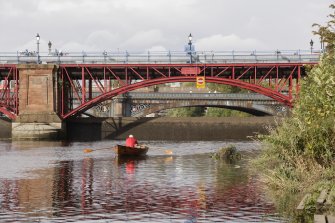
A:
[[113, 144, 149, 157]]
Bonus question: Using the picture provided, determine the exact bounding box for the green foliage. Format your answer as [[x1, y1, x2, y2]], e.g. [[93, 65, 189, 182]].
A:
[[166, 107, 251, 117], [313, 4, 335, 53], [205, 107, 251, 117], [211, 145, 242, 162], [166, 107, 205, 117], [254, 4, 335, 217], [206, 83, 248, 93], [262, 55, 335, 166]]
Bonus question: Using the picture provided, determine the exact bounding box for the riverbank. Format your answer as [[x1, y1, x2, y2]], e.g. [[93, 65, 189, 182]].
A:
[[254, 44, 335, 220]]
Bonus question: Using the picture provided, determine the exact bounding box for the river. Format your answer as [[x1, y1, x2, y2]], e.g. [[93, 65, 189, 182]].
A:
[[0, 140, 286, 222]]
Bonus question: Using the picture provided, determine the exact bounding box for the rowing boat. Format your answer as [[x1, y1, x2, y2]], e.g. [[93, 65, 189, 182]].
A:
[[113, 144, 149, 157]]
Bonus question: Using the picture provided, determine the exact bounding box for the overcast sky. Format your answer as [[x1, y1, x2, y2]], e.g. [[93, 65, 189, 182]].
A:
[[0, 0, 332, 53]]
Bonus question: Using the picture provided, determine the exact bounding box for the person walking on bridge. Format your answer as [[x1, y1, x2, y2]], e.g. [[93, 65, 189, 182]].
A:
[[125, 134, 138, 148]]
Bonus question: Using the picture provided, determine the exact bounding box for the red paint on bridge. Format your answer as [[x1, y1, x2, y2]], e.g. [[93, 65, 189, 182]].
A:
[[0, 65, 18, 120], [0, 62, 317, 120], [59, 62, 314, 119]]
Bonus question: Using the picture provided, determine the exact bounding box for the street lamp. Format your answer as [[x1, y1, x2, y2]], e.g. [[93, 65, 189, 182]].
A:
[[310, 39, 314, 54], [188, 33, 193, 63], [48, 41, 52, 55], [320, 37, 325, 52], [36, 33, 40, 63]]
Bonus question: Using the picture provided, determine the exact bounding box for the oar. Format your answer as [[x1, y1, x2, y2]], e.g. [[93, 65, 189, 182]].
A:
[[165, 150, 173, 155], [83, 147, 113, 153], [142, 144, 173, 155]]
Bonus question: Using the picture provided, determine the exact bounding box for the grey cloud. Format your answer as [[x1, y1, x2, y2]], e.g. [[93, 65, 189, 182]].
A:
[[0, 0, 332, 52]]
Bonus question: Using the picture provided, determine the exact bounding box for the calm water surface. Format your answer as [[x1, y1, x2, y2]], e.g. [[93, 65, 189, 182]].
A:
[[0, 140, 286, 222]]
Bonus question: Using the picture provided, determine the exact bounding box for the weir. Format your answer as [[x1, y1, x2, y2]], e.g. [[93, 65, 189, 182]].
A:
[[66, 117, 275, 141]]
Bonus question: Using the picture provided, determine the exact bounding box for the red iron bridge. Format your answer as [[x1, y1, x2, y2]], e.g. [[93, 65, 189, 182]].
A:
[[0, 50, 320, 120]]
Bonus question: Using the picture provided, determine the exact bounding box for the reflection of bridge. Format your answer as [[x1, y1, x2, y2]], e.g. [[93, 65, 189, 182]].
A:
[[92, 92, 288, 117], [0, 50, 319, 139]]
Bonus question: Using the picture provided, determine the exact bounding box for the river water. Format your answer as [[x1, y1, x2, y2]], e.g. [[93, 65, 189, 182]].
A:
[[0, 140, 286, 223]]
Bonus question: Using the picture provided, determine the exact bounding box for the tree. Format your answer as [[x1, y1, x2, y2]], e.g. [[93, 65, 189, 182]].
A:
[[313, 4, 335, 54], [206, 83, 247, 93], [256, 3, 335, 194], [167, 107, 205, 117]]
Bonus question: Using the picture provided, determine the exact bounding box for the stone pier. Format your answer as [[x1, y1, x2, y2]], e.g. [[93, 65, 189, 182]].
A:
[[12, 64, 65, 140]]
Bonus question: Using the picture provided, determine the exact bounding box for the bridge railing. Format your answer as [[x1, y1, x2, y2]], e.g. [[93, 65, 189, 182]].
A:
[[0, 50, 320, 64], [126, 92, 275, 101]]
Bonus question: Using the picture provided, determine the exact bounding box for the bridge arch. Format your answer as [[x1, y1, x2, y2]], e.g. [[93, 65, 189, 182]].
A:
[[63, 76, 292, 119], [131, 103, 281, 117]]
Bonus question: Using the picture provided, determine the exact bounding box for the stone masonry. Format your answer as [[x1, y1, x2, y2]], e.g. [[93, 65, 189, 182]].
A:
[[12, 64, 65, 140]]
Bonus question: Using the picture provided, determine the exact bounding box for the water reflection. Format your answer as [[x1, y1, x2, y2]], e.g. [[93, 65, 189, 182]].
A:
[[0, 141, 285, 222]]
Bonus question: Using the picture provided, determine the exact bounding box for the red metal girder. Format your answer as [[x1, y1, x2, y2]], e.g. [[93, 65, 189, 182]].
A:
[[61, 75, 293, 119], [129, 67, 145, 80], [215, 67, 230, 77], [257, 66, 275, 84], [173, 67, 182, 74], [82, 67, 86, 104], [0, 65, 18, 119], [61, 67, 65, 116], [103, 67, 106, 93], [63, 67, 82, 104], [106, 67, 126, 86], [152, 67, 167, 78], [296, 66, 301, 94], [58, 62, 318, 119], [0, 107, 16, 120], [85, 67, 104, 93], [15, 67, 18, 114], [0, 68, 11, 100], [236, 67, 253, 80], [278, 66, 297, 92]]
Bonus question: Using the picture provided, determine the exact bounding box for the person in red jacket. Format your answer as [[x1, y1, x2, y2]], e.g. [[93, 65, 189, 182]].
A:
[[125, 134, 138, 148]]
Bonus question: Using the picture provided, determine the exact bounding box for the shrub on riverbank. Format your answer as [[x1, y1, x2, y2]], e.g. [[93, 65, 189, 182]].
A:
[[211, 145, 241, 162], [255, 10, 335, 217]]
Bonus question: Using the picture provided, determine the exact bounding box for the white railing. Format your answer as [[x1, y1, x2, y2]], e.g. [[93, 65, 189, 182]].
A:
[[0, 50, 321, 64], [127, 92, 274, 101]]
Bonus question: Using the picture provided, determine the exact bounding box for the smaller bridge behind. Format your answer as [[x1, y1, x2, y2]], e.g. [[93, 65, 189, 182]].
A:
[[89, 92, 288, 117]]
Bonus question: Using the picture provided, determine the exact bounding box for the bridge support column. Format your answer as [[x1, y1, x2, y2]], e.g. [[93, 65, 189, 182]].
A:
[[111, 94, 129, 117], [12, 64, 65, 140]]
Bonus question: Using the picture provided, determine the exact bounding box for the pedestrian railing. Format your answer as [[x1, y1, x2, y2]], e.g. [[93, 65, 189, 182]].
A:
[[0, 50, 321, 64]]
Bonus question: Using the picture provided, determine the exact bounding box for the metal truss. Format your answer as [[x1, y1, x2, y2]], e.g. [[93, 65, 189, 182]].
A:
[[59, 62, 314, 119], [0, 65, 18, 119]]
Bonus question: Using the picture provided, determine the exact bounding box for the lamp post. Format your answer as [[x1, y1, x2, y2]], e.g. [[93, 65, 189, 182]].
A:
[[36, 33, 40, 63], [48, 41, 52, 55], [320, 37, 325, 52], [188, 33, 193, 63], [310, 39, 314, 54]]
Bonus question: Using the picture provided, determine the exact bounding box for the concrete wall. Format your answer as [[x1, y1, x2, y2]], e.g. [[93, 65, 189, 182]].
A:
[[66, 117, 275, 141]]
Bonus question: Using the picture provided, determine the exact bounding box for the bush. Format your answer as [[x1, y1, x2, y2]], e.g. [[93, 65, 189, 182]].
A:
[[211, 145, 241, 162]]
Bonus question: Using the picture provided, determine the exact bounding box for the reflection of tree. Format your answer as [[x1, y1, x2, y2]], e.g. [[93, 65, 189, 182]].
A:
[[214, 161, 247, 190], [210, 158, 277, 219]]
